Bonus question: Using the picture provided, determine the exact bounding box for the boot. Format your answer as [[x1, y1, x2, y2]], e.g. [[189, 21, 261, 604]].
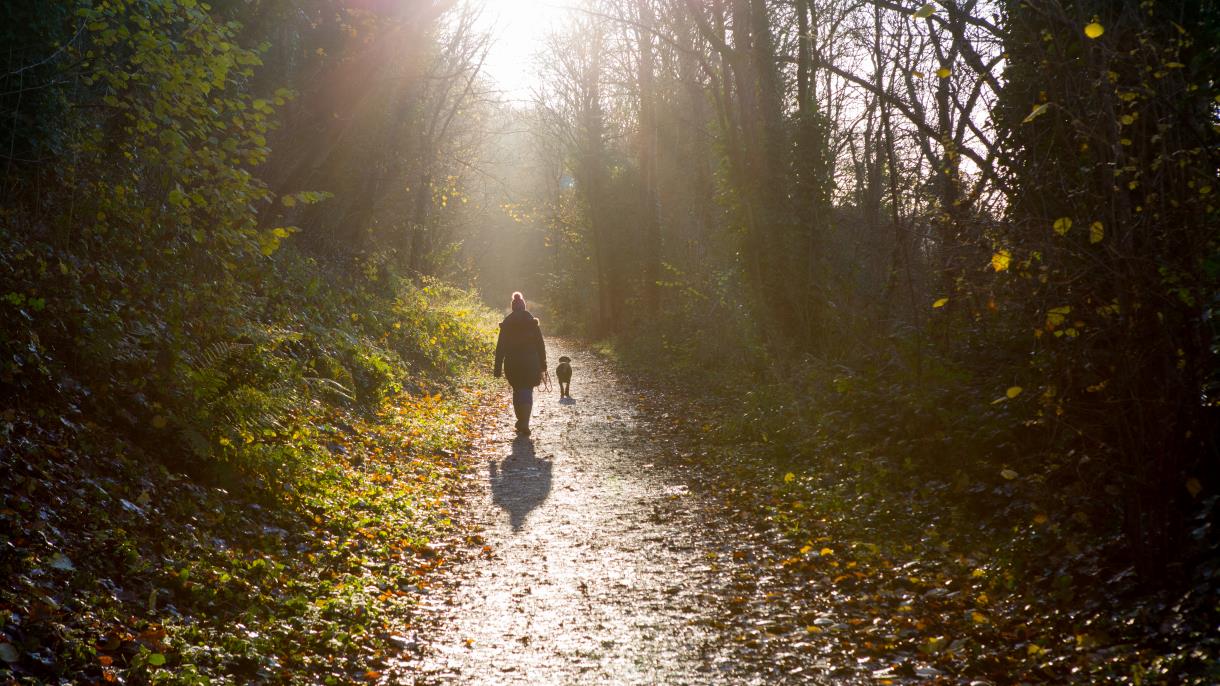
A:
[[513, 403, 532, 435]]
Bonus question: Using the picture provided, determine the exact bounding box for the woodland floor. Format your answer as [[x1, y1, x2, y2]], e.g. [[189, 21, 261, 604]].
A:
[[380, 340, 936, 685]]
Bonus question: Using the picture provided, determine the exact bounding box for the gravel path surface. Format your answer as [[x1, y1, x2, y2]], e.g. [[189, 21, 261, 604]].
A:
[[409, 339, 813, 685]]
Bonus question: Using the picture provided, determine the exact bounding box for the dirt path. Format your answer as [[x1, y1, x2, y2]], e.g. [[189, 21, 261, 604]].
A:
[[403, 339, 852, 685]]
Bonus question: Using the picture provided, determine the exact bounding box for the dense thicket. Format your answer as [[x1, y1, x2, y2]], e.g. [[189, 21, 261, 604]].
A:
[[1, 1, 497, 681], [0, 0, 495, 481]]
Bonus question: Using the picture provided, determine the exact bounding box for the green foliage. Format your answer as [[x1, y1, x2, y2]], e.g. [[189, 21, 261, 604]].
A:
[[992, 0, 1220, 568], [0, 372, 491, 684], [0, 1, 497, 682]]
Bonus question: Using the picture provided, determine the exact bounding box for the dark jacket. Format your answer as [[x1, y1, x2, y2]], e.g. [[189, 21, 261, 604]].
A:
[[494, 310, 546, 388]]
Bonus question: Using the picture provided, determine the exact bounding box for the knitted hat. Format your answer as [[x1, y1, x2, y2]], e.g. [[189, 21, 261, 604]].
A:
[[511, 292, 526, 311]]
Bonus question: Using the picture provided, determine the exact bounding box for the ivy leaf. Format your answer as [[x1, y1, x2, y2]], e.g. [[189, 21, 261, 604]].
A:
[[1084, 22, 1104, 39], [1053, 217, 1072, 235], [1089, 221, 1104, 243], [912, 3, 936, 19], [148, 653, 166, 666]]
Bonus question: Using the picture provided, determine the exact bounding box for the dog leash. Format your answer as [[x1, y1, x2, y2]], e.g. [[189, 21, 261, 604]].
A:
[[541, 368, 553, 392]]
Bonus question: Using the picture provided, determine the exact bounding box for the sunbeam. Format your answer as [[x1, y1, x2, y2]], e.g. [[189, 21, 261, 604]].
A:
[[474, 0, 572, 102]]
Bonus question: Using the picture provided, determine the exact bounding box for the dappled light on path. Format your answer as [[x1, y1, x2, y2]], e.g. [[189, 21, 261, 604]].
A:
[[410, 340, 800, 684]]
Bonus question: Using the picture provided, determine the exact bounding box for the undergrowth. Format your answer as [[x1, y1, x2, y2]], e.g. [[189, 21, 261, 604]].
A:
[[609, 316, 1220, 684], [1, 240, 498, 684]]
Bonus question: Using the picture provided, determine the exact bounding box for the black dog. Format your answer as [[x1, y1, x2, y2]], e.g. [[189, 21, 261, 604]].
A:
[[555, 356, 572, 398]]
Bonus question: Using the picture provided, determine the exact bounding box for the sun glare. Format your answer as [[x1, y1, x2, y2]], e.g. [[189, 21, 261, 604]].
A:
[[474, 0, 571, 103]]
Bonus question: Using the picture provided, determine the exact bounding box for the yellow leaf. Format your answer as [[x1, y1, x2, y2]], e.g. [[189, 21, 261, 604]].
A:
[[1006, 386, 1022, 398], [1186, 477, 1202, 498], [1046, 305, 1071, 329], [971, 568, 986, 578], [1033, 513, 1048, 524], [911, 70, 925, 78], [281, 195, 296, 207], [1022, 102, 1050, 124], [991, 249, 1011, 272], [912, 2, 936, 19], [820, 547, 834, 556], [1089, 221, 1104, 243], [272, 227, 291, 238], [932, 297, 949, 308], [936, 67, 951, 78], [1001, 468, 1018, 480], [971, 611, 988, 624], [1053, 217, 1072, 235], [1084, 22, 1104, 39], [151, 415, 167, 428], [784, 472, 795, 483]]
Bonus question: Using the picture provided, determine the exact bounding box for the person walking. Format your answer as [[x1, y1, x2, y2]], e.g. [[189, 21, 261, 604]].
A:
[[493, 292, 547, 435]]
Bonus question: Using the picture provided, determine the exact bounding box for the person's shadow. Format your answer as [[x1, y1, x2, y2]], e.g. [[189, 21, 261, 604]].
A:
[[489, 437, 552, 531], [559, 397, 576, 405]]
